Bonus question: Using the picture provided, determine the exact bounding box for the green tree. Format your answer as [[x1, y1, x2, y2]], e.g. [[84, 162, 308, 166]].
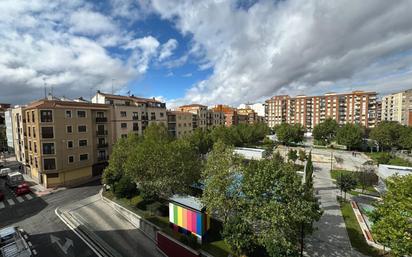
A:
[[370, 175, 412, 256], [298, 149, 307, 163], [398, 126, 412, 150], [222, 215, 256, 257], [185, 128, 213, 155], [370, 121, 403, 151], [276, 123, 304, 146], [335, 123, 364, 150], [126, 123, 200, 199], [114, 175, 139, 198], [305, 152, 314, 186], [210, 125, 237, 146], [336, 172, 358, 200], [288, 149, 298, 163], [312, 118, 338, 145]]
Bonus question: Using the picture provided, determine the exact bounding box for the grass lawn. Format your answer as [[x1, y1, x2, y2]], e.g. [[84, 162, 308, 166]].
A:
[[339, 199, 387, 257], [102, 190, 232, 257], [366, 152, 412, 167], [331, 170, 379, 196]]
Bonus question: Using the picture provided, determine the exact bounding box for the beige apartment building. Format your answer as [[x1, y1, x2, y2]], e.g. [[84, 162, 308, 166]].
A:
[[167, 111, 195, 138], [178, 104, 208, 130], [381, 89, 412, 126], [237, 108, 261, 124], [207, 109, 225, 128], [92, 91, 167, 140], [265, 91, 378, 131], [23, 99, 112, 188]]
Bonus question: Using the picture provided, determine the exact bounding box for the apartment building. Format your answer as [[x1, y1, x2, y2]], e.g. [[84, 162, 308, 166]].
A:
[[0, 103, 11, 152], [381, 89, 412, 126], [23, 99, 112, 188], [237, 108, 261, 124], [206, 110, 225, 128], [265, 91, 378, 131], [178, 104, 208, 130], [92, 91, 167, 140], [238, 103, 265, 117], [167, 111, 194, 138], [212, 105, 238, 127], [11, 106, 27, 166]]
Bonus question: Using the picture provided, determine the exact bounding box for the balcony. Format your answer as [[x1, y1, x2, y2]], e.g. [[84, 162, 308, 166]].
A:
[[96, 117, 107, 123], [96, 130, 108, 136], [98, 155, 109, 162], [97, 143, 108, 148], [132, 116, 139, 120]]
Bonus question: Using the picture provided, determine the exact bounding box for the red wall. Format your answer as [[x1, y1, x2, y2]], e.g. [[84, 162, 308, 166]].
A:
[[157, 232, 200, 257]]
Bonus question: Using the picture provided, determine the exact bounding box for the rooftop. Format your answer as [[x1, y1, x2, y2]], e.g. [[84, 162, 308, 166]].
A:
[[377, 164, 412, 180], [169, 195, 204, 212], [179, 104, 207, 108], [97, 91, 163, 104], [25, 99, 110, 110]]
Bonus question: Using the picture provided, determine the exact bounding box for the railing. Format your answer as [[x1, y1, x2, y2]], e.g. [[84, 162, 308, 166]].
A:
[[132, 116, 139, 120], [97, 143, 108, 148], [96, 130, 108, 136], [98, 155, 109, 161], [95, 117, 107, 122]]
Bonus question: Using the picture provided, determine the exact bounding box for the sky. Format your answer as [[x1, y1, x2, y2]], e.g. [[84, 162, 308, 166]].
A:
[[1, 0, 412, 108]]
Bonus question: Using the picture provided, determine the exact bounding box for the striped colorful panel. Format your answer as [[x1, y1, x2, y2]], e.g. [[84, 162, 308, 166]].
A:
[[169, 203, 174, 223], [178, 206, 183, 227], [169, 203, 210, 236]]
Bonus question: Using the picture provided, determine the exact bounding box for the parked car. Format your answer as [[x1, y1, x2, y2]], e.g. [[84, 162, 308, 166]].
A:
[[0, 168, 12, 178], [0, 227, 32, 257], [0, 191, 4, 201], [15, 183, 30, 196], [6, 172, 24, 188]]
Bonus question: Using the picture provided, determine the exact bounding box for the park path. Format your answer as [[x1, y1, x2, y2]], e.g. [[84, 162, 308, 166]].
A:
[[304, 163, 366, 257]]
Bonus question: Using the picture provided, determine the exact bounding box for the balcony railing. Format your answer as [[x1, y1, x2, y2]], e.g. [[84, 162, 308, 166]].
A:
[[132, 116, 139, 120], [96, 130, 108, 136], [96, 117, 107, 122], [97, 143, 108, 148], [98, 155, 109, 161]]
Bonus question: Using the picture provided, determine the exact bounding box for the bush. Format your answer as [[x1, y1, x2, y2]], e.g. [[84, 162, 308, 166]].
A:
[[114, 176, 139, 198], [374, 152, 391, 164]]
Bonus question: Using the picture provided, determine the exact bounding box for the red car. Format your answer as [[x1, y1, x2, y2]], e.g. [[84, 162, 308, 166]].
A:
[[15, 183, 30, 196], [0, 190, 4, 201]]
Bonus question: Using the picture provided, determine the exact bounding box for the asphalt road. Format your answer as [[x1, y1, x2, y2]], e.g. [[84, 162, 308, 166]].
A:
[[0, 180, 101, 257]]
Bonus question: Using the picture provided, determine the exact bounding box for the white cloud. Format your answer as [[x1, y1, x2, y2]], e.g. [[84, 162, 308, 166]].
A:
[[69, 9, 118, 36], [159, 39, 178, 61], [150, 0, 412, 105]]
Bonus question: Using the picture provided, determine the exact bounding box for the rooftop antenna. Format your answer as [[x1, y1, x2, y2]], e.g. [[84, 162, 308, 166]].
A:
[[43, 77, 47, 99]]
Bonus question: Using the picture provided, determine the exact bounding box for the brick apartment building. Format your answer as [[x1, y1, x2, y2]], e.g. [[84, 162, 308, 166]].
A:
[[265, 91, 378, 131]]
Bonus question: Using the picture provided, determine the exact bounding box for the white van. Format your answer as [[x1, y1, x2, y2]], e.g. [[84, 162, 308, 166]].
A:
[[6, 172, 24, 188], [0, 168, 12, 178]]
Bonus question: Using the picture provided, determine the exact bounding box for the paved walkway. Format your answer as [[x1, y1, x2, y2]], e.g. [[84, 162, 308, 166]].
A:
[[59, 194, 161, 257], [304, 163, 366, 257]]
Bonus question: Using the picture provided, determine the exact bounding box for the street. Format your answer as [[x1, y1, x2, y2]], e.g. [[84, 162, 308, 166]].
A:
[[0, 180, 101, 257]]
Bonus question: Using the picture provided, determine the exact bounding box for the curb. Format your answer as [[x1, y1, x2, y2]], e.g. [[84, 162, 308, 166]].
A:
[[55, 207, 119, 257]]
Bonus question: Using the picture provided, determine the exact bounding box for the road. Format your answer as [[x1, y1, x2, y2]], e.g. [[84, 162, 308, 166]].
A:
[[0, 180, 101, 257]]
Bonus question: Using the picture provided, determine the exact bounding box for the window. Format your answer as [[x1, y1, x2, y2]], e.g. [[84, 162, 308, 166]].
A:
[[32, 111, 35, 123], [35, 157, 38, 168], [26, 112, 30, 123], [67, 141, 73, 148], [47, 173, 59, 178], [41, 127, 54, 138], [132, 112, 138, 120], [120, 111, 127, 117], [66, 110, 72, 118], [77, 110, 86, 118], [40, 110, 53, 122], [68, 156, 74, 163], [28, 128, 31, 137], [121, 123, 127, 129], [96, 112, 105, 118], [133, 123, 139, 131], [29, 141, 32, 151], [43, 158, 56, 170], [78, 125, 87, 132], [79, 140, 88, 147], [67, 126, 72, 133], [33, 127, 36, 138], [160, 112, 164, 118], [43, 143, 55, 154], [34, 142, 37, 153], [79, 154, 88, 161], [151, 112, 156, 120]]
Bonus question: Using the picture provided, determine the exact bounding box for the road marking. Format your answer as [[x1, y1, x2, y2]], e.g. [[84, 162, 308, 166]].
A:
[[24, 235, 28, 239], [17, 196, 24, 203], [50, 235, 73, 255], [24, 194, 33, 200], [28, 241, 32, 247], [0, 202, 4, 209], [7, 199, 15, 206], [32, 249, 37, 255]]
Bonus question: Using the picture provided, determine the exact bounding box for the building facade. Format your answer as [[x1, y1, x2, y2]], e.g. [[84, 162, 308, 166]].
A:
[[167, 111, 194, 138], [212, 105, 238, 127], [11, 106, 27, 166], [206, 110, 226, 128], [178, 104, 208, 130], [265, 91, 378, 131], [92, 91, 167, 141], [381, 89, 412, 126], [23, 99, 112, 188]]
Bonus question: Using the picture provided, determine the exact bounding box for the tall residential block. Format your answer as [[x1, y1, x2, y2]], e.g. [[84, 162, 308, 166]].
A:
[[167, 111, 195, 138], [178, 104, 208, 130], [265, 91, 378, 131], [381, 89, 412, 126], [92, 91, 167, 140], [11, 106, 27, 167], [212, 105, 238, 127], [23, 99, 112, 188]]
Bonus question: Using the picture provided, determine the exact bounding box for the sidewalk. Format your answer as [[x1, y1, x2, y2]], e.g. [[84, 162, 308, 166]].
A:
[[304, 163, 366, 257], [57, 194, 161, 257], [23, 173, 66, 197]]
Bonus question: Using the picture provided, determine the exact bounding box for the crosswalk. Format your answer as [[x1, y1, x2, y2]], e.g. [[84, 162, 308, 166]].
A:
[[0, 193, 37, 210]]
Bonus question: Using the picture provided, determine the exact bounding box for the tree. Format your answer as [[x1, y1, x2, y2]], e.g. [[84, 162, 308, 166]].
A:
[[370, 121, 403, 151], [357, 163, 377, 193], [221, 215, 256, 257], [288, 149, 298, 164], [371, 175, 412, 256], [185, 128, 213, 156], [126, 123, 200, 199], [335, 123, 364, 150], [276, 123, 304, 146], [298, 149, 307, 163], [312, 118, 338, 145], [336, 172, 358, 200], [305, 152, 314, 186], [210, 125, 237, 146], [398, 126, 412, 150]]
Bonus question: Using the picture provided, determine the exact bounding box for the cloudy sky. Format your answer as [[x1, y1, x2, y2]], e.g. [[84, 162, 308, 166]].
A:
[[1, 0, 412, 107]]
